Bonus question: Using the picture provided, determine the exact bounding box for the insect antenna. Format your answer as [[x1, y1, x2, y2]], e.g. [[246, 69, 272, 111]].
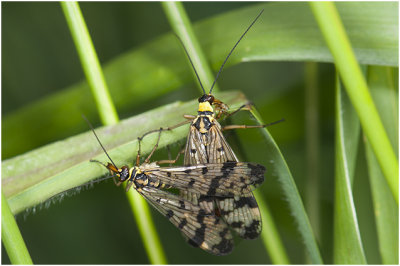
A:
[[209, 9, 264, 95], [82, 115, 119, 171], [174, 34, 206, 95]]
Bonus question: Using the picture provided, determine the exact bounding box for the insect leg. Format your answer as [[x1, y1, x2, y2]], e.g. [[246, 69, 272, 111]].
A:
[[125, 181, 134, 192], [136, 118, 192, 161], [156, 147, 185, 165], [164, 118, 192, 130], [219, 102, 252, 119], [143, 128, 163, 164], [139, 118, 192, 141], [164, 144, 175, 166], [222, 118, 285, 131], [136, 136, 143, 166]]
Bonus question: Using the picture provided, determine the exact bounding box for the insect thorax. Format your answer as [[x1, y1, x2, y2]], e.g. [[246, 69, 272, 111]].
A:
[[131, 167, 167, 190], [193, 112, 214, 134]]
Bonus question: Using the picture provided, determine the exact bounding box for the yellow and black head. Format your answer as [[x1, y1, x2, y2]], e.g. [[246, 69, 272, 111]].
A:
[[197, 94, 215, 114], [106, 163, 131, 182]]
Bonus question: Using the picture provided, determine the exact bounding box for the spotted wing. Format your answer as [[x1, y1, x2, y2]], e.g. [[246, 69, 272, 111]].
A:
[[183, 119, 264, 239], [184, 120, 238, 165], [150, 162, 265, 197], [217, 192, 262, 239], [138, 186, 233, 255], [184, 125, 208, 165]]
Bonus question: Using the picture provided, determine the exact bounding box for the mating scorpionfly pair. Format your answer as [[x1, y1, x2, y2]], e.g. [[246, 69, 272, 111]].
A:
[[90, 9, 280, 255]]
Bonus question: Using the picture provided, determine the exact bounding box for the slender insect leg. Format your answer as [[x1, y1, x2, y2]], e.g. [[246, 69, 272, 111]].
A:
[[157, 147, 185, 165], [135, 118, 191, 165], [144, 129, 163, 164], [217, 101, 252, 120], [222, 118, 285, 131], [166, 145, 172, 166], [136, 136, 143, 166], [139, 118, 192, 140], [136, 127, 163, 165], [125, 181, 134, 192], [163, 118, 192, 131], [138, 128, 164, 141], [135, 118, 192, 161]]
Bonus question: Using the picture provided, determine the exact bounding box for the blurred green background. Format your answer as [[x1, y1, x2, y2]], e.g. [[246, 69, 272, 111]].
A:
[[2, 2, 397, 264]]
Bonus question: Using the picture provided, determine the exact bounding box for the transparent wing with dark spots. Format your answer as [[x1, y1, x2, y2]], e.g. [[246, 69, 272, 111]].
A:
[[208, 121, 238, 163], [216, 192, 262, 239], [184, 121, 238, 165], [182, 119, 264, 239], [184, 126, 208, 165], [138, 186, 234, 255], [148, 162, 265, 197]]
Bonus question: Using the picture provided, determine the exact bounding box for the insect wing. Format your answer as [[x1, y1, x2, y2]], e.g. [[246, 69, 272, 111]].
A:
[[138, 186, 234, 255], [184, 117, 264, 239], [184, 120, 238, 165], [217, 193, 262, 239], [150, 162, 265, 197], [184, 125, 207, 165]]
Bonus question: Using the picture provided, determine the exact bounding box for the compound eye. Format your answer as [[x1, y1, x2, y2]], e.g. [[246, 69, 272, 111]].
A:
[[119, 166, 130, 182], [207, 94, 214, 104], [198, 94, 208, 103]]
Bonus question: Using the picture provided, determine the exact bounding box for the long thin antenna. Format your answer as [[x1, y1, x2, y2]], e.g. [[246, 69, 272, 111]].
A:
[[175, 34, 206, 95], [82, 115, 118, 170], [209, 9, 264, 94]]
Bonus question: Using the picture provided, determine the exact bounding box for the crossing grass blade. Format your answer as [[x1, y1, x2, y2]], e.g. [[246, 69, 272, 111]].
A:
[[252, 190, 290, 264], [162, 2, 220, 94], [1, 91, 246, 263], [61, 2, 166, 263], [364, 66, 398, 264], [248, 107, 323, 264], [1, 91, 247, 215], [333, 73, 366, 264], [310, 1, 398, 204], [1, 192, 33, 265], [160, 2, 291, 262], [61, 2, 118, 126]]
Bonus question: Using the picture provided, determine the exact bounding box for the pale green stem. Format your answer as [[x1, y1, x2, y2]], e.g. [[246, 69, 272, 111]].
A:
[[310, 2, 398, 204], [304, 62, 320, 243], [2, 192, 33, 264], [61, 2, 167, 263], [253, 190, 290, 264], [250, 107, 323, 264], [61, 1, 118, 125], [162, 1, 220, 94]]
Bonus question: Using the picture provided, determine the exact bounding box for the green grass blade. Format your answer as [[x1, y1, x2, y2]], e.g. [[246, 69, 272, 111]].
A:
[[2, 91, 245, 262], [2, 91, 246, 214], [161, 3, 291, 262], [310, 2, 398, 204], [60, 2, 118, 125], [1, 192, 33, 265], [4, 2, 397, 159], [253, 190, 290, 264], [304, 62, 320, 242], [62, 3, 165, 263], [162, 2, 219, 94], [333, 73, 366, 264], [249, 107, 323, 264], [125, 192, 167, 264], [364, 66, 398, 264]]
